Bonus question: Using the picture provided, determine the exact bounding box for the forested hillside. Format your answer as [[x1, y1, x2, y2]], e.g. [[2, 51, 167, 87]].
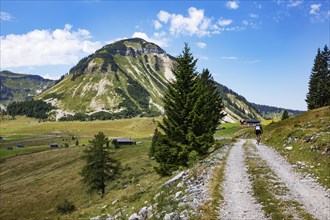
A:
[[0, 71, 55, 109]]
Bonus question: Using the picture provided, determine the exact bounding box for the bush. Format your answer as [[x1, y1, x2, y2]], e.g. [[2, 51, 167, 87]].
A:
[[188, 150, 200, 166], [0, 158, 6, 164], [56, 199, 76, 214]]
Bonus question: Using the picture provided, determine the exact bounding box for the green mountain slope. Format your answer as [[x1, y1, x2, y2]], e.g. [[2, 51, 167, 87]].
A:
[[0, 71, 55, 109], [216, 83, 262, 122], [37, 38, 174, 118], [36, 38, 263, 121]]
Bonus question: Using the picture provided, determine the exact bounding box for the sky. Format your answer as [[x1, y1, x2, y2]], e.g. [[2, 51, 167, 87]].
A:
[[1, 0, 329, 111]]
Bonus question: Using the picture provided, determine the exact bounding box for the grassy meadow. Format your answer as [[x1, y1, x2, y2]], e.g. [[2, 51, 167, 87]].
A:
[[0, 116, 159, 159], [0, 116, 164, 219], [0, 115, 237, 219], [1, 107, 328, 219]]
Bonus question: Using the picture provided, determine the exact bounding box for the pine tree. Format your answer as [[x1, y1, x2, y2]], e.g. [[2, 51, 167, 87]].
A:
[[281, 110, 289, 120], [81, 132, 120, 196], [306, 45, 330, 109], [187, 69, 225, 155], [155, 44, 199, 175], [155, 44, 225, 175]]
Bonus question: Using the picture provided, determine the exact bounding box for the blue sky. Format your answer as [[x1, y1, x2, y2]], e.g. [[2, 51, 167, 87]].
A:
[[1, 1, 329, 110]]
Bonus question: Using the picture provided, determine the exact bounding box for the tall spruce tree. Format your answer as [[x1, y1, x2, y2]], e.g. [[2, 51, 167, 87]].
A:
[[187, 69, 225, 155], [81, 132, 121, 196], [306, 45, 330, 109], [155, 44, 198, 175], [155, 44, 225, 175]]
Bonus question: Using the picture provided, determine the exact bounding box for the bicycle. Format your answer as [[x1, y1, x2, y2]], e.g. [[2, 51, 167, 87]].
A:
[[256, 133, 261, 145]]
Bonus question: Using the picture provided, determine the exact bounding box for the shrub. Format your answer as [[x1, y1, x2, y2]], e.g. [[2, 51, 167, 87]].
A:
[[188, 150, 200, 166], [56, 199, 76, 214]]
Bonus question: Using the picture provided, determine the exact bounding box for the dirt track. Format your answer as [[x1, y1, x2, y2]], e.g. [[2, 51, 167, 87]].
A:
[[219, 139, 330, 220]]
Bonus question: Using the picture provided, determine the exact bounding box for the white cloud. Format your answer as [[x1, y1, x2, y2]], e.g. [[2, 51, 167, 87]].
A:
[[155, 7, 217, 37], [0, 24, 103, 68], [196, 42, 207, 48], [218, 19, 233, 26], [41, 73, 60, 80], [287, 0, 303, 8], [153, 7, 254, 37], [0, 11, 12, 21], [221, 56, 238, 60], [158, 10, 171, 23], [310, 4, 321, 15], [226, 1, 239, 10], [170, 7, 211, 37], [153, 20, 162, 30], [249, 13, 258, 19], [132, 32, 168, 47]]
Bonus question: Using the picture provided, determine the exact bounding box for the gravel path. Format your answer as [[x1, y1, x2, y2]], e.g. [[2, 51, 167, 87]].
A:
[[254, 141, 330, 220], [220, 140, 267, 220]]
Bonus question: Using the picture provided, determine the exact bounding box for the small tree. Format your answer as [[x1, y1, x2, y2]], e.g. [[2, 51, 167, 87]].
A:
[[81, 132, 121, 196], [281, 110, 289, 120], [56, 199, 76, 214]]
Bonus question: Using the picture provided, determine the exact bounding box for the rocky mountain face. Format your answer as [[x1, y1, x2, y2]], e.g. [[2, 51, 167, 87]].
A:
[[0, 71, 55, 110], [216, 83, 262, 122], [37, 38, 175, 118], [35, 38, 262, 121]]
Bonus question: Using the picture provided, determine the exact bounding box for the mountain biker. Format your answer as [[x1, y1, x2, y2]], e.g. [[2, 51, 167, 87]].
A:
[[255, 123, 263, 144]]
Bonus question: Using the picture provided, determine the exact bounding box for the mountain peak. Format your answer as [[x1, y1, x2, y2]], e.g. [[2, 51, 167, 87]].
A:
[[95, 38, 166, 56]]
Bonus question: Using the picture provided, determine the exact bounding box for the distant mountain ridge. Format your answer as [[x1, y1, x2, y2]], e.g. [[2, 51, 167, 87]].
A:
[[0, 71, 55, 109], [251, 103, 305, 119]]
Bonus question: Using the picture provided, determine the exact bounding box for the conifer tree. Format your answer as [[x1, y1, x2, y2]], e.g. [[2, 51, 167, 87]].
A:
[[81, 132, 120, 196], [306, 45, 330, 109], [155, 44, 198, 175], [187, 69, 225, 155], [155, 44, 225, 175], [281, 110, 289, 120]]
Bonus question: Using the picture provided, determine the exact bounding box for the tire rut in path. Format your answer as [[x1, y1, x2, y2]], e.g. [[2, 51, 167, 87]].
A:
[[255, 141, 330, 220], [220, 139, 267, 220]]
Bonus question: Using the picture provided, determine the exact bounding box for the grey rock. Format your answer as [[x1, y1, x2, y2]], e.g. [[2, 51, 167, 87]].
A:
[[163, 171, 185, 187], [128, 213, 142, 220], [164, 212, 179, 220]]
